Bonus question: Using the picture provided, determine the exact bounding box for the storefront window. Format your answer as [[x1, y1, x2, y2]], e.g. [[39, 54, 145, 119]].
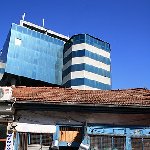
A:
[[18, 132, 53, 149], [90, 135, 126, 150], [29, 133, 52, 146]]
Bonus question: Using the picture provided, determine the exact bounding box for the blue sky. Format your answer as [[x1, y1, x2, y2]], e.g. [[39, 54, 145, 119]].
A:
[[0, 0, 150, 89]]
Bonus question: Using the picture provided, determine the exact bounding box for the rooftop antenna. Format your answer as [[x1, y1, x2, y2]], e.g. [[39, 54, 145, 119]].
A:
[[42, 18, 45, 27], [22, 13, 26, 21]]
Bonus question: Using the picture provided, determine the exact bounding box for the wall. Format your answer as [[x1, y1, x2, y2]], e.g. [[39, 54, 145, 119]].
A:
[[15, 110, 150, 126], [0, 23, 65, 85], [12, 110, 150, 149], [63, 34, 111, 90]]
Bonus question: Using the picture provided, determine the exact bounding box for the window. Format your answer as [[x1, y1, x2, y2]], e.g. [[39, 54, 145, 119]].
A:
[[18, 132, 53, 149], [29, 133, 53, 146], [90, 135, 126, 150], [131, 137, 150, 150]]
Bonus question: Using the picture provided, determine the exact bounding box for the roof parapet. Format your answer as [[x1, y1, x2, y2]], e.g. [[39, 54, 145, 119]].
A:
[[20, 20, 69, 41]]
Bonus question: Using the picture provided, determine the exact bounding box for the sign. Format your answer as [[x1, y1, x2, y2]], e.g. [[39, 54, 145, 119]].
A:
[[5, 133, 14, 150]]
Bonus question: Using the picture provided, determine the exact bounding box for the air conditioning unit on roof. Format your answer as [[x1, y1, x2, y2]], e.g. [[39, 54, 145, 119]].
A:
[[0, 87, 12, 101]]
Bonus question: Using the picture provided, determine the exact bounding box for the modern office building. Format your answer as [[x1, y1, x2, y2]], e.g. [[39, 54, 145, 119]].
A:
[[0, 20, 111, 90], [62, 34, 111, 90], [0, 20, 69, 86]]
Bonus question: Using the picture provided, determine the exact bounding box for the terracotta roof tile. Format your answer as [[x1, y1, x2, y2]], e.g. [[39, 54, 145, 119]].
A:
[[12, 87, 150, 107]]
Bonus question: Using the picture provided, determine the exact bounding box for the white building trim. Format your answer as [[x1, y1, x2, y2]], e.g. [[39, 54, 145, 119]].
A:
[[64, 43, 110, 59], [63, 57, 110, 72], [63, 71, 111, 85], [20, 20, 69, 41], [71, 85, 100, 90]]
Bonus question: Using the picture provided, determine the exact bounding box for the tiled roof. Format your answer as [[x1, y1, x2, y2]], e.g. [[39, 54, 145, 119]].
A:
[[12, 87, 150, 107]]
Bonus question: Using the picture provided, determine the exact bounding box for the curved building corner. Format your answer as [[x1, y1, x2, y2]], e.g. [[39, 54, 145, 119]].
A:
[[62, 34, 111, 90]]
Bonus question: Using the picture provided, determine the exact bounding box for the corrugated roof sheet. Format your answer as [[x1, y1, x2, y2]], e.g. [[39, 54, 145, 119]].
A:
[[12, 87, 150, 107]]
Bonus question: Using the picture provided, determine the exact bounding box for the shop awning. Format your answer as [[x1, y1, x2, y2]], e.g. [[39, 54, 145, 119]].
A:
[[15, 123, 56, 133]]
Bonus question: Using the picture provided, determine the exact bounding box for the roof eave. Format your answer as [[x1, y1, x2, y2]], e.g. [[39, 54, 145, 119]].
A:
[[13, 100, 150, 113]]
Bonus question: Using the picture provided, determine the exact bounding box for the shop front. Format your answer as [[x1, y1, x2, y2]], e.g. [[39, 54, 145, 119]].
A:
[[13, 123, 56, 150], [87, 125, 150, 150]]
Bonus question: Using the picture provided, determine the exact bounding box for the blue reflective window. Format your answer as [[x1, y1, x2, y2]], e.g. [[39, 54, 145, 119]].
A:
[[106, 43, 110, 51], [17, 26, 23, 33], [40, 33, 44, 40], [27, 29, 32, 35], [5, 25, 65, 85], [22, 28, 27, 34], [97, 41, 102, 49], [36, 32, 40, 38], [44, 35, 49, 42], [80, 34, 85, 40], [74, 35, 80, 41], [101, 42, 105, 49], [32, 31, 37, 38], [12, 24, 17, 30]]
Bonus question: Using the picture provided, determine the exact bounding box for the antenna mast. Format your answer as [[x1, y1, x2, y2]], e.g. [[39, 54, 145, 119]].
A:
[[42, 18, 45, 27], [22, 13, 26, 21]]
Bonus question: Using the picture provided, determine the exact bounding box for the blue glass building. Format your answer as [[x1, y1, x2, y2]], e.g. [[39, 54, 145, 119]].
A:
[[62, 34, 111, 90], [0, 20, 111, 90], [0, 20, 69, 85]]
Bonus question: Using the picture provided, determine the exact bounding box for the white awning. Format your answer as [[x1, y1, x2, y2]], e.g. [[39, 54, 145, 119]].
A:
[[15, 123, 56, 133]]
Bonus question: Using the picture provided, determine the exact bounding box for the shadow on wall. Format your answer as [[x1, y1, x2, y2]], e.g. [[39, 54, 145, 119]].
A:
[[0, 73, 62, 87]]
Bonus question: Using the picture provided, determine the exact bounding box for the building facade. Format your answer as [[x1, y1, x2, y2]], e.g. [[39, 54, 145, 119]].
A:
[[0, 20, 111, 90], [63, 34, 111, 90], [2, 87, 150, 150], [0, 20, 68, 85]]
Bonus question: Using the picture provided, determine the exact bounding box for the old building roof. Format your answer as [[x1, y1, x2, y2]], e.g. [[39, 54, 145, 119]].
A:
[[12, 87, 150, 108]]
